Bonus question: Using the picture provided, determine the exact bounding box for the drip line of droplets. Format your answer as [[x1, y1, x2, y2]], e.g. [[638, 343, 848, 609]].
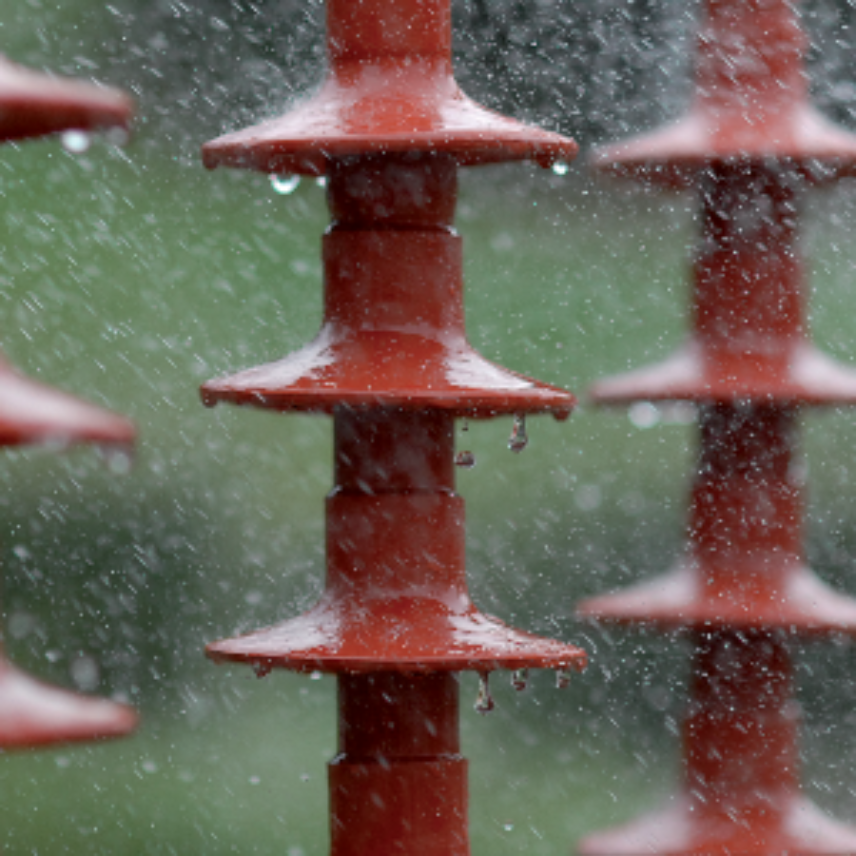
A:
[[8, 0, 856, 853]]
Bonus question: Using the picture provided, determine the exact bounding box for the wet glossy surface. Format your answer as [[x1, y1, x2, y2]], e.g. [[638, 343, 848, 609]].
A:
[[581, 0, 856, 852], [592, 0, 856, 185], [202, 228, 574, 418], [0, 47, 136, 747], [0, 53, 131, 142], [202, 154, 576, 421], [0, 658, 136, 749], [208, 589, 586, 674], [591, 167, 856, 405], [0, 360, 134, 447], [208, 408, 586, 674], [202, 0, 575, 175], [202, 16, 583, 843]]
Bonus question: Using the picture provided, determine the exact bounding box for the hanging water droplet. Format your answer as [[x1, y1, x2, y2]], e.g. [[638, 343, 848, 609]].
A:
[[551, 160, 570, 176], [508, 414, 528, 453], [111, 449, 134, 475], [315, 175, 328, 188], [475, 672, 494, 714], [253, 661, 272, 678], [455, 450, 476, 468], [270, 174, 301, 195], [61, 129, 91, 153], [461, 418, 469, 433], [556, 665, 572, 689], [511, 668, 529, 691], [628, 401, 660, 429], [12, 545, 31, 561]]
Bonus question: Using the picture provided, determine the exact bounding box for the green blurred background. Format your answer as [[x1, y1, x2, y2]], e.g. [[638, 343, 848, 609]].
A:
[[2, 1, 856, 853]]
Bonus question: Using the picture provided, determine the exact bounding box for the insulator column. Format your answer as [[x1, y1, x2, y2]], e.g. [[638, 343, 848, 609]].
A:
[[683, 630, 799, 838], [332, 673, 467, 856], [0, 50, 136, 745], [201, 1, 587, 849], [580, 0, 856, 851]]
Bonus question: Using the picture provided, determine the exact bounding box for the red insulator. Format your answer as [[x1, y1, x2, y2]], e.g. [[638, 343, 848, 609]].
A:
[[201, 1, 586, 850], [202, 0, 575, 175], [591, 0, 856, 187], [0, 54, 136, 746], [0, 54, 131, 143], [580, 0, 856, 852]]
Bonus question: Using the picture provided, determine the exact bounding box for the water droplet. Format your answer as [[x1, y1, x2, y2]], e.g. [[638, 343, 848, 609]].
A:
[[628, 401, 660, 429], [61, 130, 90, 153], [475, 672, 494, 714], [315, 175, 328, 188], [551, 160, 570, 176], [270, 174, 301, 195], [310, 670, 323, 681], [455, 450, 476, 468], [253, 662, 272, 678], [249, 775, 261, 785], [70, 655, 100, 692], [511, 668, 529, 691], [503, 822, 515, 833], [98, 445, 134, 475], [508, 414, 528, 453], [556, 665, 572, 689]]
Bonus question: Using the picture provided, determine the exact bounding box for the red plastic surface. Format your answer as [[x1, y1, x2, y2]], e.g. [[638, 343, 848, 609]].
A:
[[0, 359, 134, 447], [0, 53, 137, 747], [580, 405, 856, 633], [579, 632, 856, 855], [591, 0, 856, 186], [202, 0, 576, 175], [203, 3, 583, 850], [330, 673, 467, 855], [205, 154, 583, 855], [0, 658, 136, 749], [0, 54, 131, 142], [208, 409, 585, 674], [591, 167, 856, 406], [0, 54, 134, 447], [203, 157, 573, 419], [580, 0, 856, 851], [206, 154, 583, 674]]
